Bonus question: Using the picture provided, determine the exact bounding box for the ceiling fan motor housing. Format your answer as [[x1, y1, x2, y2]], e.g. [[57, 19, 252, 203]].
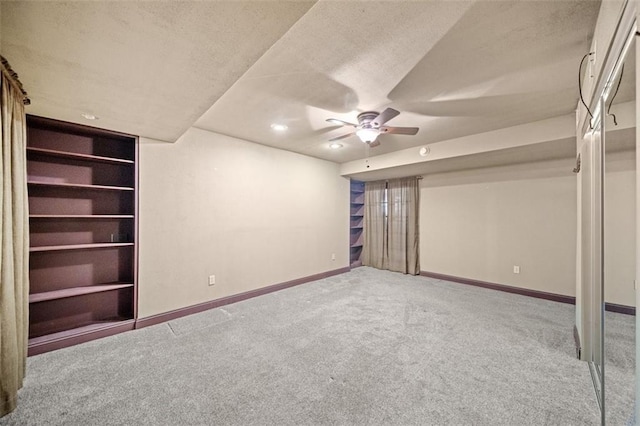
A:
[[357, 111, 380, 126], [326, 107, 417, 145], [356, 112, 381, 143]]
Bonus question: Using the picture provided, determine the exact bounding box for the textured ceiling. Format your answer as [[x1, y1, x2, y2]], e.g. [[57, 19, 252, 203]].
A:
[[195, 0, 600, 162], [1, 1, 600, 164], [0, 1, 315, 141]]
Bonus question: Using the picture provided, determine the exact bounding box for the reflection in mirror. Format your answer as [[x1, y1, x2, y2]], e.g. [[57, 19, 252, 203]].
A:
[[603, 36, 635, 425], [584, 102, 604, 417]]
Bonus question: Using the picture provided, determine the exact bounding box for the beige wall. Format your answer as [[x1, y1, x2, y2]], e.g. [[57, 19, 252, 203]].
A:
[[135, 119, 634, 319], [420, 151, 635, 304], [605, 149, 636, 306], [138, 128, 350, 318], [420, 159, 577, 296]]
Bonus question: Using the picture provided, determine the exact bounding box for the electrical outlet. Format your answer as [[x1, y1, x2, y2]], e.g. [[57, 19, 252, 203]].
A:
[[513, 266, 520, 274], [331, 253, 336, 261], [208, 275, 216, 286]]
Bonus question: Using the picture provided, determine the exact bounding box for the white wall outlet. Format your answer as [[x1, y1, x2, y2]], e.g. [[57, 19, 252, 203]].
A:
[[513, 266, 520, 274], [208, 275, 216, 286], [331, 253, 336, 261]]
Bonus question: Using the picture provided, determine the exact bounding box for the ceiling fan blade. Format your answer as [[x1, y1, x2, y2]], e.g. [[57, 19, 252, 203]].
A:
[[371, 108, 400, 127], [326, 118, 357, 127], [368, 140, 381, 148], [380, 126, 419, 135], [329, 132, 355, 142]]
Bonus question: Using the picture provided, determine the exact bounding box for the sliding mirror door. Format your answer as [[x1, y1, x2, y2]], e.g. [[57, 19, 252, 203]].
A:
[[581, 100, 604, 416], [603, 34, 636, 424], [580, 14, 637, 423]]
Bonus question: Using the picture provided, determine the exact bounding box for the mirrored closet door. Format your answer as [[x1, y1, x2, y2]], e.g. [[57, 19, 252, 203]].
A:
[[580, 10, 637, 423], [602, 33, 635, 424]]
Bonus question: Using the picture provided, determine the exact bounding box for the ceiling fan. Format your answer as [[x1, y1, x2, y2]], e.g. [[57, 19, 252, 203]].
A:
[[326, 108, 419, 147]]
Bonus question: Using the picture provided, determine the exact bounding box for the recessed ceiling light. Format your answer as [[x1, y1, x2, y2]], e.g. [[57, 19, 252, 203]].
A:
[[270, 123, 288, 131], [81, 113, 98, 120], [329, 143, 343, 149]]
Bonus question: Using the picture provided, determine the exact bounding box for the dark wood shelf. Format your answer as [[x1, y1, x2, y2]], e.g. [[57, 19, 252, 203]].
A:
[[28, 320, 134, 347], [350, 180, 365, 266], [351, 192, 365, 204], [27, 147, 134, 165], [30, 283, 134, 303], [30, 242, 134, 252], [28, 181, 134, 191], [30, 214, 134, 219], [27, 115, 138, 356]]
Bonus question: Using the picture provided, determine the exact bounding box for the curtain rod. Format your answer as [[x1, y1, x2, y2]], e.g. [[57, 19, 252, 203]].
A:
[[1, 56, 31, 105], [390, 176, 422, 181], [370, 176, 423, 183]]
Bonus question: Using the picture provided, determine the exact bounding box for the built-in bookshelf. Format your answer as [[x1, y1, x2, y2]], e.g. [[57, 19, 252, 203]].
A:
[[26, 115, 138, 355], [350, 180, 364, 267]]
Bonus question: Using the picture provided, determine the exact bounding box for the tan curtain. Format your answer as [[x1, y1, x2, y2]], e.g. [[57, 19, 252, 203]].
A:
[[362, 181, 387, 269], [387, 177, 419, 275], [0, 66, 29, 417], [362, 178, 420, 275]]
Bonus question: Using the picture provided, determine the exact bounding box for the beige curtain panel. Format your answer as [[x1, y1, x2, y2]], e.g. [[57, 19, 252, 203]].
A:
[[362, 181, 387, 269], [387, 177, 419, 275], [362, 177, 419, 275], [0, 66, 30, 417]]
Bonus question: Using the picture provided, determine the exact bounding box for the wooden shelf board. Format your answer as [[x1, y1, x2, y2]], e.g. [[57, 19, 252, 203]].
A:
[[30, 242, 134, 252], [27, 147, 134, 165], [30, 214, 134, 219], [28, 319, 134, 347], [28, 181, 134, 191], [30, 284, 134, 303]]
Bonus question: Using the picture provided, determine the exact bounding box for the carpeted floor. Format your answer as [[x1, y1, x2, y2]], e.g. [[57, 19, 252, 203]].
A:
[[0, 267, 634, 425]]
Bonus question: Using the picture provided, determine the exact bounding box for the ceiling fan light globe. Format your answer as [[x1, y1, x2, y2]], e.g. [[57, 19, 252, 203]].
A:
[[356, 128, 379, 143]]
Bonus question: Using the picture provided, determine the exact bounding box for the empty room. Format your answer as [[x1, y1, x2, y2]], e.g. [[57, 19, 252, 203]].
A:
[[0, 0, 637, 424]]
